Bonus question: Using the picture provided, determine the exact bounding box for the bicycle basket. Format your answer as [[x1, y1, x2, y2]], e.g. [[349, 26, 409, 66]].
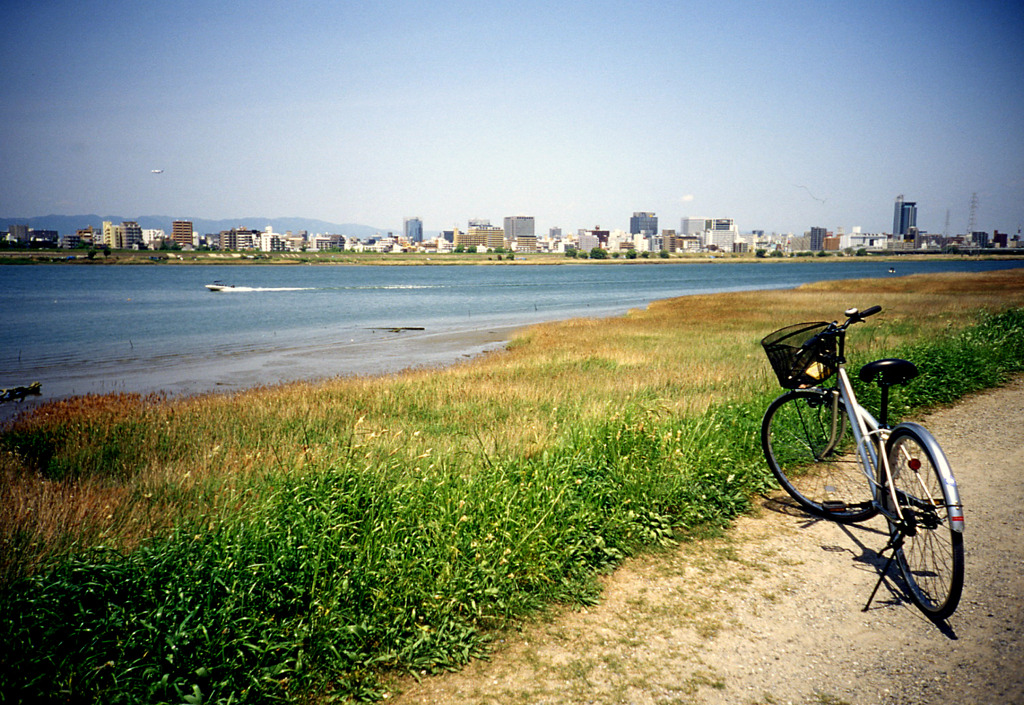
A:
[[761, 322, 837, 389]]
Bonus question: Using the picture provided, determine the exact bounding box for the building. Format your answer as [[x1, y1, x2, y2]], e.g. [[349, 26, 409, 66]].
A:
[[504, 216, 536, 252], [810, 226, 827, 251], [218, 227, 259, 250], [8, 224, 29, 243], [893, 195, 917, 239], [660, 229, 678, 252], [707, 218, 739, 251], [630, 212, 658, 238], [456, 224, 505, 250], [29, 230, 59, 246], [62, 225, 95, 248], [259, 231, 285, 252], [404, 217, 423, 243], [172, 220, 195, 248], [102, 221, 142, 249]]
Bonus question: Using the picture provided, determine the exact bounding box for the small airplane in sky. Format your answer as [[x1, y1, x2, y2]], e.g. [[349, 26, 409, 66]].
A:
[[151, 169, 164, 174]]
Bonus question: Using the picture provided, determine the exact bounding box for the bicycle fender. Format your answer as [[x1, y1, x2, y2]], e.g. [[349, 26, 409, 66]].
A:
[[893, 421, 964, 533]]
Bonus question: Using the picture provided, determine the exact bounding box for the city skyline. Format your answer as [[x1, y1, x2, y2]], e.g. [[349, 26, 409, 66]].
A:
[[2, 1, 1022, 238]]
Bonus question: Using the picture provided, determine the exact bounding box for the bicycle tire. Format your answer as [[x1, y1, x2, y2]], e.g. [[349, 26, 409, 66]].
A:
[[762, 389, 877, 523], [883, 424, 964, 620]]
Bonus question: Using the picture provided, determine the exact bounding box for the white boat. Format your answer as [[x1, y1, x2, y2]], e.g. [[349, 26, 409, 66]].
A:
[[205, 282, 235, 292]]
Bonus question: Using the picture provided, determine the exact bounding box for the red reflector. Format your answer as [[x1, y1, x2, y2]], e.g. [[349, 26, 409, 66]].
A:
[[908, 458, 922, 471]]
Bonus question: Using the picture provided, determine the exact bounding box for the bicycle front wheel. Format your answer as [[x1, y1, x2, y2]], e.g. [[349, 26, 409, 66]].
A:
[[884, 424, 964, 620], [762, 390, 877, 523]]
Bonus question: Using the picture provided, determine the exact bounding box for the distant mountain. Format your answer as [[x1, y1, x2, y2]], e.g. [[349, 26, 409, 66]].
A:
[[0, 215, 387, 239]]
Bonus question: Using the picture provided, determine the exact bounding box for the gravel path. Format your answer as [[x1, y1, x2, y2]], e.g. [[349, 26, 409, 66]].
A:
[[392, 377, 1024, 704]]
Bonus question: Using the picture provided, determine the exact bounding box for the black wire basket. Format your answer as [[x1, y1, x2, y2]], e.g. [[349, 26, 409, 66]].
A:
[[761, 322, 837, 389]]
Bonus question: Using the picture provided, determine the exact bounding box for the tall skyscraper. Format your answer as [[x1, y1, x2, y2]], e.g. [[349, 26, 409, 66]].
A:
[[630, 212, 658, 238], [404, 217, 423, 243], [503, 216, 535, 247], [892, 195, 917, 238], [809, 227, 827, 251]]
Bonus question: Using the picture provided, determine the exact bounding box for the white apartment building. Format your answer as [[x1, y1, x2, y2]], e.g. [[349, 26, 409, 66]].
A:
[[680, 217, 740, 251], [259, 232, 285, 252]]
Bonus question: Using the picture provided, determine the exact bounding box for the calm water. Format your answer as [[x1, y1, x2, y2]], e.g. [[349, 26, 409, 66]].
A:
[[2, 259, 1022, 412]]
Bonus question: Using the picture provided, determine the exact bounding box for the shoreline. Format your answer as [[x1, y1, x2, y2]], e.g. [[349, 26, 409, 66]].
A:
[[5, 261, 1023, 422], [2, 250, 1022, 267], [0, 323, 522, 423]]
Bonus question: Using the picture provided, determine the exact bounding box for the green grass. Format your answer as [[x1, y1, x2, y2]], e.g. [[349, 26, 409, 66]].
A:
[[2, 273, 1024, 703]]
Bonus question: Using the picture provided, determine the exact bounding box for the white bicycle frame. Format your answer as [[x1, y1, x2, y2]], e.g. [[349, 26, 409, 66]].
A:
[[831, 365, 965, 533]]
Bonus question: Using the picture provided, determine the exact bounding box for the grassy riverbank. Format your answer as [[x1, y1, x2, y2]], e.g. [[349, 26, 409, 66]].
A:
[[2, 270, 1024, 703]]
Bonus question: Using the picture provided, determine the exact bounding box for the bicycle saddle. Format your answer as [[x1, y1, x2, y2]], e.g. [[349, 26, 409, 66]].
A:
[[859, 358, 919, 386]]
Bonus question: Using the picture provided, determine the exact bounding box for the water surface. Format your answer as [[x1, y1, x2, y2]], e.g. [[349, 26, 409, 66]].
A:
[[2, 259, 1020, 414]]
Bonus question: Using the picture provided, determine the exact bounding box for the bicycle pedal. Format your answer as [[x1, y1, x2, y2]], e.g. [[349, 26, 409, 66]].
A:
[[822, 500, 848, 512]]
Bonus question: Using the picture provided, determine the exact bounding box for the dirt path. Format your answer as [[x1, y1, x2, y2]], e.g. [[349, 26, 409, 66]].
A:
[[391, 378, 1024, 705]]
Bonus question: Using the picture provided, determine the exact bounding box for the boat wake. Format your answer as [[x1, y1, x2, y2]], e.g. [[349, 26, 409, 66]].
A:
[[208, 286, 313, 292]]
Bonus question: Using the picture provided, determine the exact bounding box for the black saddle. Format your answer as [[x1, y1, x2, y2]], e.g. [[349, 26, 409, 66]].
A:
[[858, 358, 918, 387]]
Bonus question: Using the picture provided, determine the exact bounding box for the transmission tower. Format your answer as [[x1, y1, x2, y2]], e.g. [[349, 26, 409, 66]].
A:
[[966, 193, 979, 248]]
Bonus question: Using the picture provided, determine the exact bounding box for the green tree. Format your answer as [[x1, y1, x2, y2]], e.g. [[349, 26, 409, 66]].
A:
[[589, 247, 607, 259]]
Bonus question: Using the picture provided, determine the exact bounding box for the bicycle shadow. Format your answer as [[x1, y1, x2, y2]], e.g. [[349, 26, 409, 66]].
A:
[[758, 493, 959, 639]]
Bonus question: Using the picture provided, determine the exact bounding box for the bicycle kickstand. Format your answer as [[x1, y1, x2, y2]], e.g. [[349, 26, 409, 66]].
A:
[[862, 532, 903, 612]]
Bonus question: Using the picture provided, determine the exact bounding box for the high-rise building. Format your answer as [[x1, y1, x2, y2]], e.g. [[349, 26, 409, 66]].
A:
[[172, 220, 194, 248], [892, 195, 917, 238], [102, 221, 141, 249], [404, 217, 423, 243], [630, 212, 658, 238], [121, 221, 143, 249], [810, 226, 827, 251], [504, 216, 535, 252], [8, 224, 29, 243], [707, 218, 739, 251], [103, 221, 142, 249]]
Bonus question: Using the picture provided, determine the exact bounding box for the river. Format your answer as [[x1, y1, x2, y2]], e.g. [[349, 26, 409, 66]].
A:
[[2, 258, 1021, 416]]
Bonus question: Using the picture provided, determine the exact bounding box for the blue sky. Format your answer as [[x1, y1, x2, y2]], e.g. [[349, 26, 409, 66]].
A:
[[2, 0, 1022, 236]]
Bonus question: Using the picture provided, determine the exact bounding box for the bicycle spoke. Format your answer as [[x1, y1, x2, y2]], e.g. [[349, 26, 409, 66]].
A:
[[886, 427, 964, 619]]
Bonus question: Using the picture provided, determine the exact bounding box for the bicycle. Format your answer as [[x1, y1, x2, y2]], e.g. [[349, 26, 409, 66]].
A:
[[760, 306, 964, 620]]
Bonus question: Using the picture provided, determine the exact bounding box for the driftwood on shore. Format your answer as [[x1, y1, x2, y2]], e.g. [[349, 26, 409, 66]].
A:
[[0, 382, 41, 403]]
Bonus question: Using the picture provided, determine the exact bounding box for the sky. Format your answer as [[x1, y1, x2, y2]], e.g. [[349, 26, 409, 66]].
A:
[[2, 0, 1022, 237]]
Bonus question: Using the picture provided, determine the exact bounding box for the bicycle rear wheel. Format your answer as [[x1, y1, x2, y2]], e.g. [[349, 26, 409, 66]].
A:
[[762, 390, 877, 522], [884, 424, 964, 620]]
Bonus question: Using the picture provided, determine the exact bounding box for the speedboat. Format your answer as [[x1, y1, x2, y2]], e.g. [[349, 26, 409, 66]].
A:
[[205, 282, 235, 292]]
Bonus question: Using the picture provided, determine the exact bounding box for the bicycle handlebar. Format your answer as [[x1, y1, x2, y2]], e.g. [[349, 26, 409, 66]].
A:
[[800, 305, 883, 352], [843, 303, 884, 323]]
